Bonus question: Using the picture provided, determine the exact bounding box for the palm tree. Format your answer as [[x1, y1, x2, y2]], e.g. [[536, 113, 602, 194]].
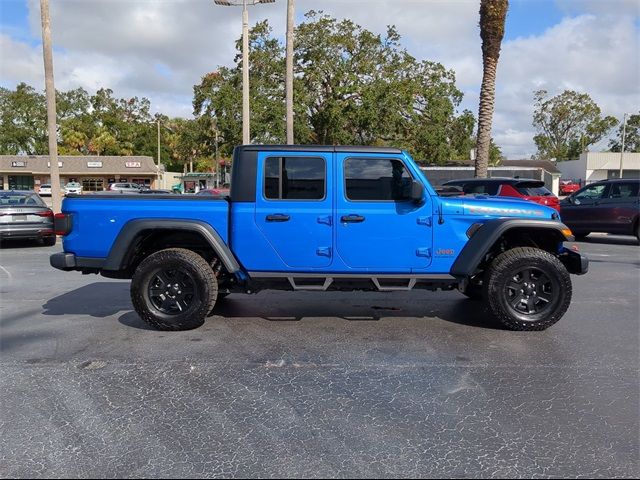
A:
[[475, 0, 508, 178]]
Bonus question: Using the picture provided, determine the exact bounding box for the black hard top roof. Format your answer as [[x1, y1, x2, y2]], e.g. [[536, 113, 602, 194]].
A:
[[234, 144, 403, 154]]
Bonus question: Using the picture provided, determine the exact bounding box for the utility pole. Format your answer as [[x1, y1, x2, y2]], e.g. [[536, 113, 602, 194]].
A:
[[213, 0, 274, 145], [40, 0, 62, 213], [157, 118, 161, 167], [285, 0, 295, 144], [619, 113, 627, 179]]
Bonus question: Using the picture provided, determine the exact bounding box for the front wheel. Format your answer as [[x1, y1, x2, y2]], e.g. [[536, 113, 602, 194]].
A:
[[484, 247, 572, 331], [131, 248, 218, 330]]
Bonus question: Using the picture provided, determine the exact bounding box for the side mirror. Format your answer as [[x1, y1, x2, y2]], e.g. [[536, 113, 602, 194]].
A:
[[569, 196, 580, 205], [411, 181, 425, 203]]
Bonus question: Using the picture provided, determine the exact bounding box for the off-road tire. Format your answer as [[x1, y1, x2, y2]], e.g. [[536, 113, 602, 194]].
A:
[[131, 248, 218, 330], [484, 247, 572, 331], [42, 236, 56, 246]]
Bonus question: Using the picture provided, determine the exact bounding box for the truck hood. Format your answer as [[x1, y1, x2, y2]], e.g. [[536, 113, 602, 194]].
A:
[[437, 195, 558, 220]]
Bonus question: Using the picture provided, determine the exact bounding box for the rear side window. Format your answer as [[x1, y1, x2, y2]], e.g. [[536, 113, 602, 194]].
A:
[[608, 182, 639, 198], [264, 156, 325, 200], [345, 158, 413, 201]]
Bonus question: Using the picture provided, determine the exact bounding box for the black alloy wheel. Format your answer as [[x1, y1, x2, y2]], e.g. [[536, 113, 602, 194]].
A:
[[147, 268, 196, 315], [504, 267, 557, 317]]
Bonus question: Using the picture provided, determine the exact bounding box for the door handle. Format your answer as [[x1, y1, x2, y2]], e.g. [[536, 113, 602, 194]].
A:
[[266, 214, 290, 222], [341, 214, 365, 223]]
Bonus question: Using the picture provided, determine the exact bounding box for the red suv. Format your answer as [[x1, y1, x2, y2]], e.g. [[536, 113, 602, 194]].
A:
[[442, 178, 560, 211]]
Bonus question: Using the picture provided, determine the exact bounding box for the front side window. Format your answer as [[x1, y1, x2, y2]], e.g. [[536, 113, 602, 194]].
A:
[[575, 184, 606, 200], [264, 157, 325, 200], [345, 158, 412, 201]]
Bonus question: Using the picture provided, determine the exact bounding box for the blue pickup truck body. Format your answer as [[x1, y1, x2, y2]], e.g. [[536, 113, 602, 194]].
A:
[[51, 145, 588, 331]]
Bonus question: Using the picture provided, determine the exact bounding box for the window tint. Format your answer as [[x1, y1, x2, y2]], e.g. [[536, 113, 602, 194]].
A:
[[608, 182, 639, 198], [516, 185, 552, 196], [345, 158, 413, 201], [460, 182, 499, 195], [264, 156, 325, 200], [575, 184, 607, 200], [0, 193, 44, 207]]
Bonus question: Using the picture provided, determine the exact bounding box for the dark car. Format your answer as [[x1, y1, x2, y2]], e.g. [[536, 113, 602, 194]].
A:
[[443, 178, 560, 211], [0, 191, 56, 246], [560, 179, 640, 241]]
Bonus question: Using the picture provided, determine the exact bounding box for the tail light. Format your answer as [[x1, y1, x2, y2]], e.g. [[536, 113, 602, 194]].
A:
[[54, 213, 73, 236], [37, 210, 54, 218]]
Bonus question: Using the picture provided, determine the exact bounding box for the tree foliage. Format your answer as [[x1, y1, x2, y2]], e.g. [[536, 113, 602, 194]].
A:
[[609, 112, 640, 153], [532, 89, 618, 161], [193, 12, 476, 165]]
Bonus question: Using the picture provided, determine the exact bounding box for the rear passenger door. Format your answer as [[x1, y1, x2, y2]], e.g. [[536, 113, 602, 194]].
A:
[[255, 152, 333, 268]]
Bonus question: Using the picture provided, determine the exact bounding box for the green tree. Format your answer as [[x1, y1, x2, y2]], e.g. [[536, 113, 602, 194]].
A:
[[609, 112, 640, 153], [532, 89, 618, 161], [0, 82, 47, 154], [194, 12, 471, 165], [475, 0, 509, 178]]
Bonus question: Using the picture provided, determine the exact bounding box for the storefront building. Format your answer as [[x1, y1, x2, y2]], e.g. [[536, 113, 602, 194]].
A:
[[0, 155, 159, 192]]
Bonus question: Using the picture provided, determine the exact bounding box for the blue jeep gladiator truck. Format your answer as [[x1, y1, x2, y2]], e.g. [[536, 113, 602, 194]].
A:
[[50, 145, 588, 331]]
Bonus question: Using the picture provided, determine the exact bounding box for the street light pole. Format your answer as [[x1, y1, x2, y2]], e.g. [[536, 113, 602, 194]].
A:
[[39, 0, 62, 213], [619, 113, 627, 179], [214, 0, 274, 145], [285, 0, 295, 144], [242, 0, 250, 144]]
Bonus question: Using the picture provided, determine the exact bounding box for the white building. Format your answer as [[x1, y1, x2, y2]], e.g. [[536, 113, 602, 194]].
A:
[[557, 152, 640, 184]]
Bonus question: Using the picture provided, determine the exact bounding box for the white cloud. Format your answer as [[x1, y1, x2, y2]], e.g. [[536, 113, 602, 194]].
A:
[[0, 0, 638, 158]]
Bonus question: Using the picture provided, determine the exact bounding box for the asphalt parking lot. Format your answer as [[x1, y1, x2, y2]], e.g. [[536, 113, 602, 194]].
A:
[[1, 235, 638, 478]]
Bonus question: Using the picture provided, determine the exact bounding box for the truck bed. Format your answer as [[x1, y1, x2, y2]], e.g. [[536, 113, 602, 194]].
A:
[[61, 195, 230, 259]]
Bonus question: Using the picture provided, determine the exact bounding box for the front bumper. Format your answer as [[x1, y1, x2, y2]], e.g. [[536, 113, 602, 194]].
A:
[[559, 247, 589, 275]]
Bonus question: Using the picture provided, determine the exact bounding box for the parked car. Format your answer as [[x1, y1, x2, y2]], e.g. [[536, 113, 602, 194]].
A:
[[559, 179, 581, 196], [64, 182, 82, 195], [51, 145, 587, 332], [0, 191, 56, 246], [442, 178, 560, 211], [108, 182, 143, 193], [38, 184, 52, 196], [195, 188, 230, 198], [560, 179, 640, 240], [138, 189, 175, 195]]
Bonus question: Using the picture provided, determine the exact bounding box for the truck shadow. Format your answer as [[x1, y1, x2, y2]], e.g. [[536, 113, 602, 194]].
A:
[[42, 282, 501, 330]]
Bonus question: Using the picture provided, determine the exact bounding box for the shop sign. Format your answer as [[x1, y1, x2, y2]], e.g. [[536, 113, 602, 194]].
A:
[[11, 161, 26, 167], [87, 161, 103, 168], [125, 161, 141, 168]]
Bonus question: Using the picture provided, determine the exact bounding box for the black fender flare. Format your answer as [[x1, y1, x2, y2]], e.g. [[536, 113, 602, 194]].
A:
[[450, 218, 573, 278], [102, 219, 241, 273]]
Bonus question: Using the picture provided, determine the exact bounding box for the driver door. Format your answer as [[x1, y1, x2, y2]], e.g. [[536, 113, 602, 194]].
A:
[[562, 183, 610, 231]]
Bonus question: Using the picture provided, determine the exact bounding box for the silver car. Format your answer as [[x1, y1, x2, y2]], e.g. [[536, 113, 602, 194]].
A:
[[0, 191, 56, 246], [108, 182, 143, 193]]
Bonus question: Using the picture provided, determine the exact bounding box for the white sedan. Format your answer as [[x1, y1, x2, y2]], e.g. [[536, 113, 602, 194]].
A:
[[64, 182, 83, 195]]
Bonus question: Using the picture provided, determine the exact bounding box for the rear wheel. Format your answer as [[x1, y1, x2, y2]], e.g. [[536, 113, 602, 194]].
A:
[[131, 248, 218, 330], [484, 247, 572, 331]]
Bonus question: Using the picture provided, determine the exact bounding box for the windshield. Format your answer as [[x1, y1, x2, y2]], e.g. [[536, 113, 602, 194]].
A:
[[66, 183, 81, 187], [0, 192, 46, 207]]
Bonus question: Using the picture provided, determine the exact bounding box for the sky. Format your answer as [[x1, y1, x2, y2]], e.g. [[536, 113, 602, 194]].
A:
[[0, 0, 638, 159]]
